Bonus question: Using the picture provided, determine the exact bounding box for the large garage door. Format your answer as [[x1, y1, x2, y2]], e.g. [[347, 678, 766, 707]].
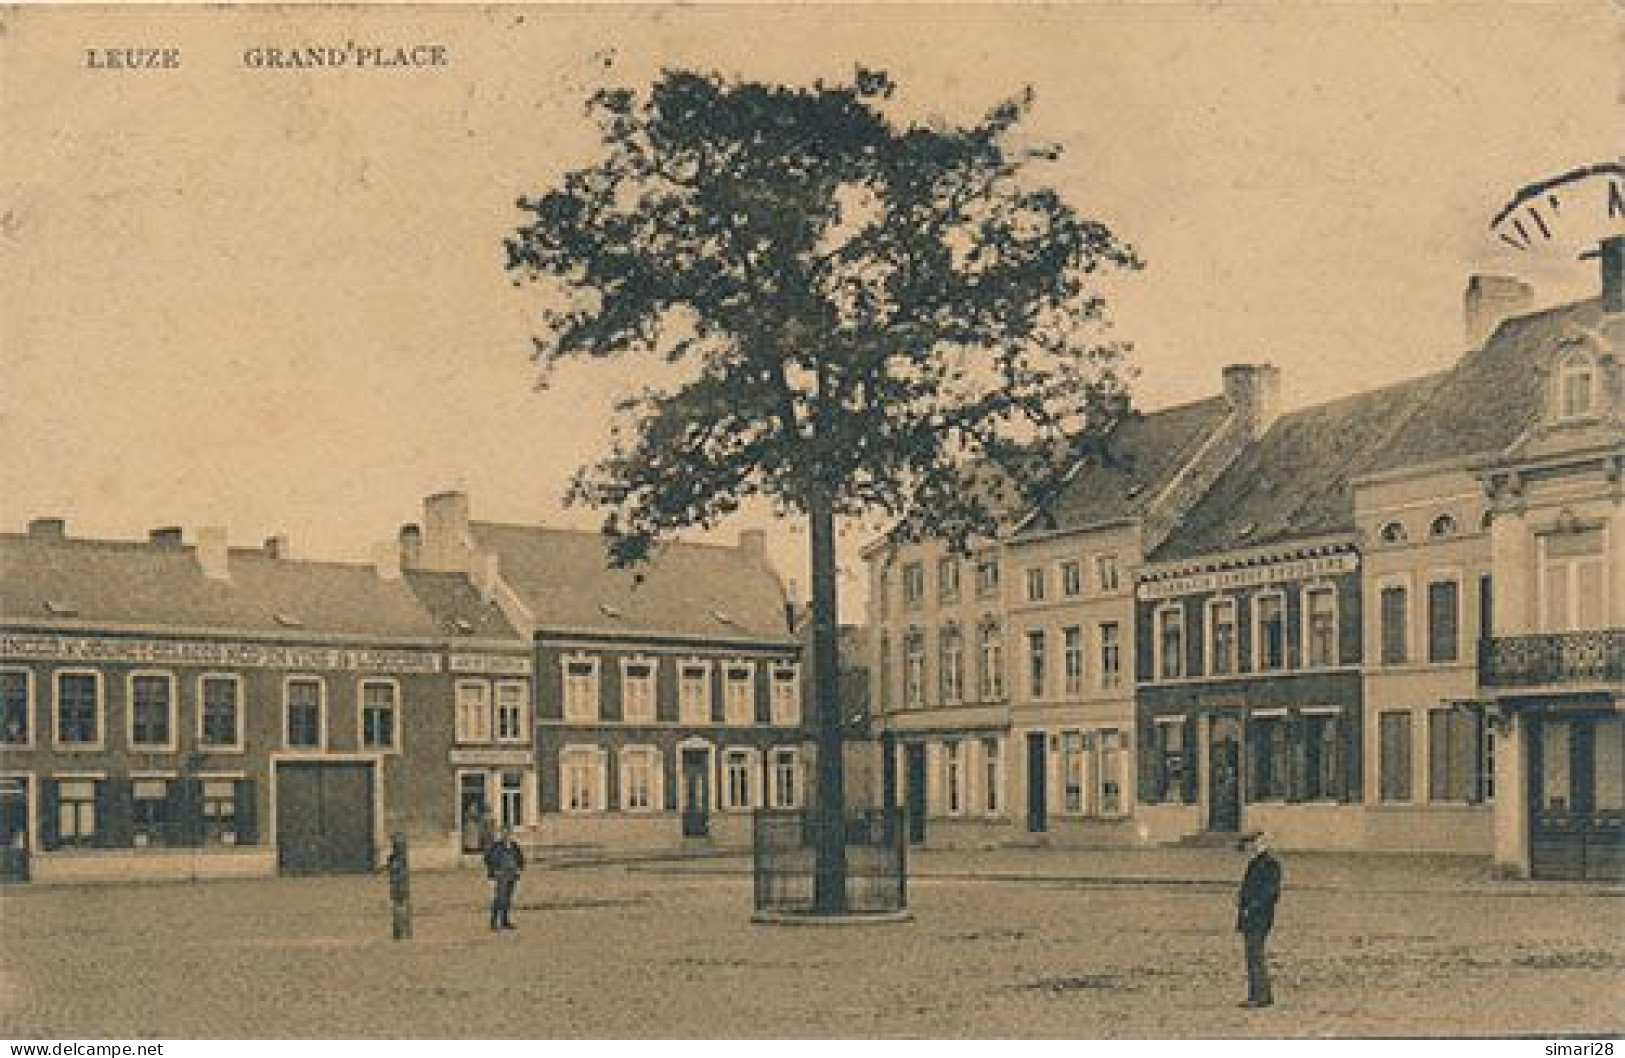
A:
[[276, 762, 375, 875]]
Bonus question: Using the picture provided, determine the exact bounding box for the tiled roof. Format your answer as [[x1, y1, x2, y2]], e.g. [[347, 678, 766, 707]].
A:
[[469, 522, 793, 643], [0, 534, 444, 640], [1365, 298, 1604, 474], [1026, 396, 1233, 533], [402, 571, 522, 642], [1152, 375, 1445, 562]]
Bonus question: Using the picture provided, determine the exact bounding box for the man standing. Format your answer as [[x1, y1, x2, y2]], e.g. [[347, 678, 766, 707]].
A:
[[1235, 832, 1281, 1008], [483, 826, 525, 932]]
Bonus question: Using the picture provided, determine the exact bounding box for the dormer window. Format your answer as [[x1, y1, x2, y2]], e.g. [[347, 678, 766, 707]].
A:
[[1429, 514, 1458, 539], [1378, 521, 1408, 545], [1556, 349, 1596, 420]]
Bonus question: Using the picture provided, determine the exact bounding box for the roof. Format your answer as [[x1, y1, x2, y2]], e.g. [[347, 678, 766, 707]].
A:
[[1025, 395, 1233, 533], [1365, 298, 1604, 474], [469, 522, 793, 643], [1152, 374, 1445, 562], [0, 534, 445, 640], [402, 571, 522, 642]]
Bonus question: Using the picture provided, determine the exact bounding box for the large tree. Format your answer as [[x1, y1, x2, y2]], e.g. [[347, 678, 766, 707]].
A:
[[506, 66, 1138, 914]]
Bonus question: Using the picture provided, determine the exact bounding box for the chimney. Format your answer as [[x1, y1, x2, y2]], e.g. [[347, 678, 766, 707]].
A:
[[149, 526, 184, 548], [27, 517, 65, 539], [196, 526, 229, 580], [398, 523, 423, 570], [477, 551, 501, 603], [422, 490, 471, 571], [263, 535, 289, 560], [1599, 235, 1624, 315], [1464, 274, 1535, 349], [1222, 363, 1282, 439], [371, 542, 402, 581], [738, 528, 768, 566]]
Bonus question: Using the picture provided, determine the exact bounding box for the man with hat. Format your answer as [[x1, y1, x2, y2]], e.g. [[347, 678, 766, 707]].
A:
[[1236, 832, 1282, 1008]]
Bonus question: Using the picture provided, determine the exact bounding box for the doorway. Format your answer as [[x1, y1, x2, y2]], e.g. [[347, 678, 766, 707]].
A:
[[680, 747, 710, 838], [904, 743, 927, 844], [1529, 714, 1623, 881], [1026, 731, 1048, 833], [1208, 714, 1243, 833], [275, 761, 375, 875]]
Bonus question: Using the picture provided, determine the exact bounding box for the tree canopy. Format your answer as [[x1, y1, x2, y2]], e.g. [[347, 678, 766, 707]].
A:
[[505, 66, 1140, 562]]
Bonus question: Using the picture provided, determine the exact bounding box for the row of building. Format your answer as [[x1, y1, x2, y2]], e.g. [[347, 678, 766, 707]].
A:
[[866, 245, 1623, 881], [0, 492, 812, 882]]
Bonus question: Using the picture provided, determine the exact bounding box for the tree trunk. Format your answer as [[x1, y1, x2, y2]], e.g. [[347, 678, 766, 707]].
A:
[[809, 490, 848, 914]]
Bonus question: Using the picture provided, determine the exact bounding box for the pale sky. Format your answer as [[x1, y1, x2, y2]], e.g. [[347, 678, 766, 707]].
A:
[[1, 3, 1618, 610]]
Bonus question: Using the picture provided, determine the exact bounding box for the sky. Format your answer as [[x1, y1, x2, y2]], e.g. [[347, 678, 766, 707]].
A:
[[0, 2, 1618, 608]]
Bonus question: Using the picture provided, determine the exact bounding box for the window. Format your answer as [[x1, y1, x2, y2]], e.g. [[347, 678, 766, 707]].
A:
[[561, 747, 605, 812], [1557, 351, 1595, 419], [1157, 605, 1185, 680], [1540, 528, 1607, 632], [1026, 630, 1047, 699], [770, 748, 799, 808], [937, 557, 961, 603], [201, 779, 239, 845], [974, 554, 1000, 598], [1062, 626, 1084, 695], [54, 671, 100, 746], [981, 738, 1001, 815], [902, 562, 925, 607], [284, 678, 323, 749], [0, 670, 28, 745], [132, 778, 171, 846], [621, 661, 657, 723], [1429, 708, 1481, 802], [456, 680, 492, 743], [1255, 593, 1286, 672], [1429, 514, 1458, 538], [722, 748, 756, 810], [1301, 712, 1343, 801], [498, 770, 527, 829], [1098, 730, 1127, 816], [1379, 521, 1408, 544], [978, 623, 1004, 700], [563, 657, 601, 723], [1025, 567, 1047, 602], [356, 680, 397, 750], [199, 675, 241, 748], [1208, 599, 1238, 677], [938, 627, 964, 705], [904, 633, 925, 708], [620, 747, 660, 811], [1427, 579, 1461, 664], [1061, 731, 1086, 814], [1379, 712, 1413, 802], [1303, 586, 1338, 668], [1380, 584, 1410, 665], [770, 664, 800, 726], [1061, 560, 1083, 597], [495, 681, 528, 743], [1099, 622, 1122, 688], [56, 779, 98, 846], [1146, 719, 1191, 804], [1248, 714, 1290, 801], [128, 674, 173, 748], [1094, 554, 1121, 593], [723, 664, 755, 725], [678, 663, 711, 725], [944, 741, 963, 816]]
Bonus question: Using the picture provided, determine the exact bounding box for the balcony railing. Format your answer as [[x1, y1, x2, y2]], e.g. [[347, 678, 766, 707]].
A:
[[1479, 629, 1625, 688]]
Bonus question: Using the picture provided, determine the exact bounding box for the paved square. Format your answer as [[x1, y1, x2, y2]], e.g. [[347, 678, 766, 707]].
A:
[[2, 850, 1621, 1038]]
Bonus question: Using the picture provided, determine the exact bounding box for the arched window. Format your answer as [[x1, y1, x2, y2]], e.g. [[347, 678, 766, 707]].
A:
[[1378, 521, 1408, 545], [1557, 350, 1596, 420], [1429, 514, 1458, 539]]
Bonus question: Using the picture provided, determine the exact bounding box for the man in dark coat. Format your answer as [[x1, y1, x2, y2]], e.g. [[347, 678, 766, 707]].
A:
[[1235, 832, 1282, 1008], [483, 826, 525, 932]]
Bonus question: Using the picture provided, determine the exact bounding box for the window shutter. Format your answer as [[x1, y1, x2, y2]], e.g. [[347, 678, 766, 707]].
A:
[[38, 779, 60, 851], [1469, 710, 1487, 805], [178, 779, 205, 846], [234, 779, 258, 845], [98, 778, 132, 849], [1287, 714, 1307, 804], [1342, 712, 1361, 803]]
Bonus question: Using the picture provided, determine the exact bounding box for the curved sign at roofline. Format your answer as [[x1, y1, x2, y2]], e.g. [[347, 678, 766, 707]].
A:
[[1491, 160, 1624, 259]]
